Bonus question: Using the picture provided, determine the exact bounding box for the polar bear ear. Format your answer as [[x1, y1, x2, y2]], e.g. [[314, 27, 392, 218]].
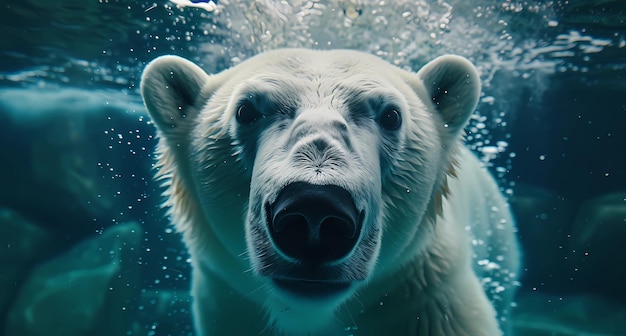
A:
[[140, 55, 210, 139], [415, 55, 480, 136]]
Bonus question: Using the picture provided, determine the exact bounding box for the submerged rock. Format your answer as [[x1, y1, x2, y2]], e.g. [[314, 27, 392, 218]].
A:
[[512, 186, 626, 301], [0, 88, 153, 238], [5, 222, 143, 336], [510, 184, 575, 290], [0, 208, 60, 333], [570, 192, 626, 301], [513, 291, 626, 335]]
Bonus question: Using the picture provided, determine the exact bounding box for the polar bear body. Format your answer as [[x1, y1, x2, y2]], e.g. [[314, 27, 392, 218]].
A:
[[141, 49, 519, 335]]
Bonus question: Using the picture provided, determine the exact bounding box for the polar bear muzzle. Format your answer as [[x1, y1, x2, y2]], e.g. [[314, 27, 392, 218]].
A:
[[265, 182, 365, 297]]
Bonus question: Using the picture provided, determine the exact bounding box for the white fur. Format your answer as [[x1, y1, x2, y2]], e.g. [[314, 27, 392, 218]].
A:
[[141, 49, 519, 335]]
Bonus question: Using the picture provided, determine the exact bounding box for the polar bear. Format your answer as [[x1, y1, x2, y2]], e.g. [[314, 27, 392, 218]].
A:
[[141, 49, 519, 336]]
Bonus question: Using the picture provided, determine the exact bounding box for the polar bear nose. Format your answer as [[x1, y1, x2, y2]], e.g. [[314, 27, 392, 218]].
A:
[[268, 182, 363, 263]]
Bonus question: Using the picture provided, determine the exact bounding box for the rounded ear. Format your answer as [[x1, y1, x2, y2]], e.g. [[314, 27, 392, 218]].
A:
[[415, 55, 481, 136], [140, 55, 209, 138]]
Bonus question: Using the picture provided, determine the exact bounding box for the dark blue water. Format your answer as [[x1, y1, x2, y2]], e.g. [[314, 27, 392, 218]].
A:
[[1, 0, 625, 335]]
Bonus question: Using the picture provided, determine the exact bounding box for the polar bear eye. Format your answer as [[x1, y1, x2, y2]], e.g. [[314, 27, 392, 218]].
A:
[[236, 102, 262, 125], [378, 108, 401, 130]]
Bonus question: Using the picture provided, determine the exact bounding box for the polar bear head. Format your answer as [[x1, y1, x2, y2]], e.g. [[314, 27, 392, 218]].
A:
[[141, 49, 479, 333]]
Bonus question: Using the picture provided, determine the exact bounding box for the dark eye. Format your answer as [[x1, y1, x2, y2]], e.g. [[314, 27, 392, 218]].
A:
[[236, 102, 262, 125], [378, 108, 401, 130]]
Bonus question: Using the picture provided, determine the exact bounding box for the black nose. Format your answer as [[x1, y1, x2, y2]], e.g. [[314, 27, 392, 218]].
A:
[[268, 182, 363, 263]]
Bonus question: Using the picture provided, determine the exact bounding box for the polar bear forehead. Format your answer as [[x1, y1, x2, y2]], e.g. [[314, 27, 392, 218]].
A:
[[226, 49, 409, 109]]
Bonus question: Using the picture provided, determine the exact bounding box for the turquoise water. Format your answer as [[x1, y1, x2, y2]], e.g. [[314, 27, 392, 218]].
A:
[[0, 0, 625, 335]]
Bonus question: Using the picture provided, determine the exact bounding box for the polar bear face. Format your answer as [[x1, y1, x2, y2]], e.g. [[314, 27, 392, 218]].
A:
[[141, 49, 480, 333]]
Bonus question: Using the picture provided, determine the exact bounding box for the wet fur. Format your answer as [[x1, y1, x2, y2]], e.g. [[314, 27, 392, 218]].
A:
[[141, 49, 519, 335]]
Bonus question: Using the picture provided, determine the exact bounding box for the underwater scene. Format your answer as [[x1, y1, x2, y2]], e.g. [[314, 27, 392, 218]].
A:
[[0, 0, 625, 335]]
